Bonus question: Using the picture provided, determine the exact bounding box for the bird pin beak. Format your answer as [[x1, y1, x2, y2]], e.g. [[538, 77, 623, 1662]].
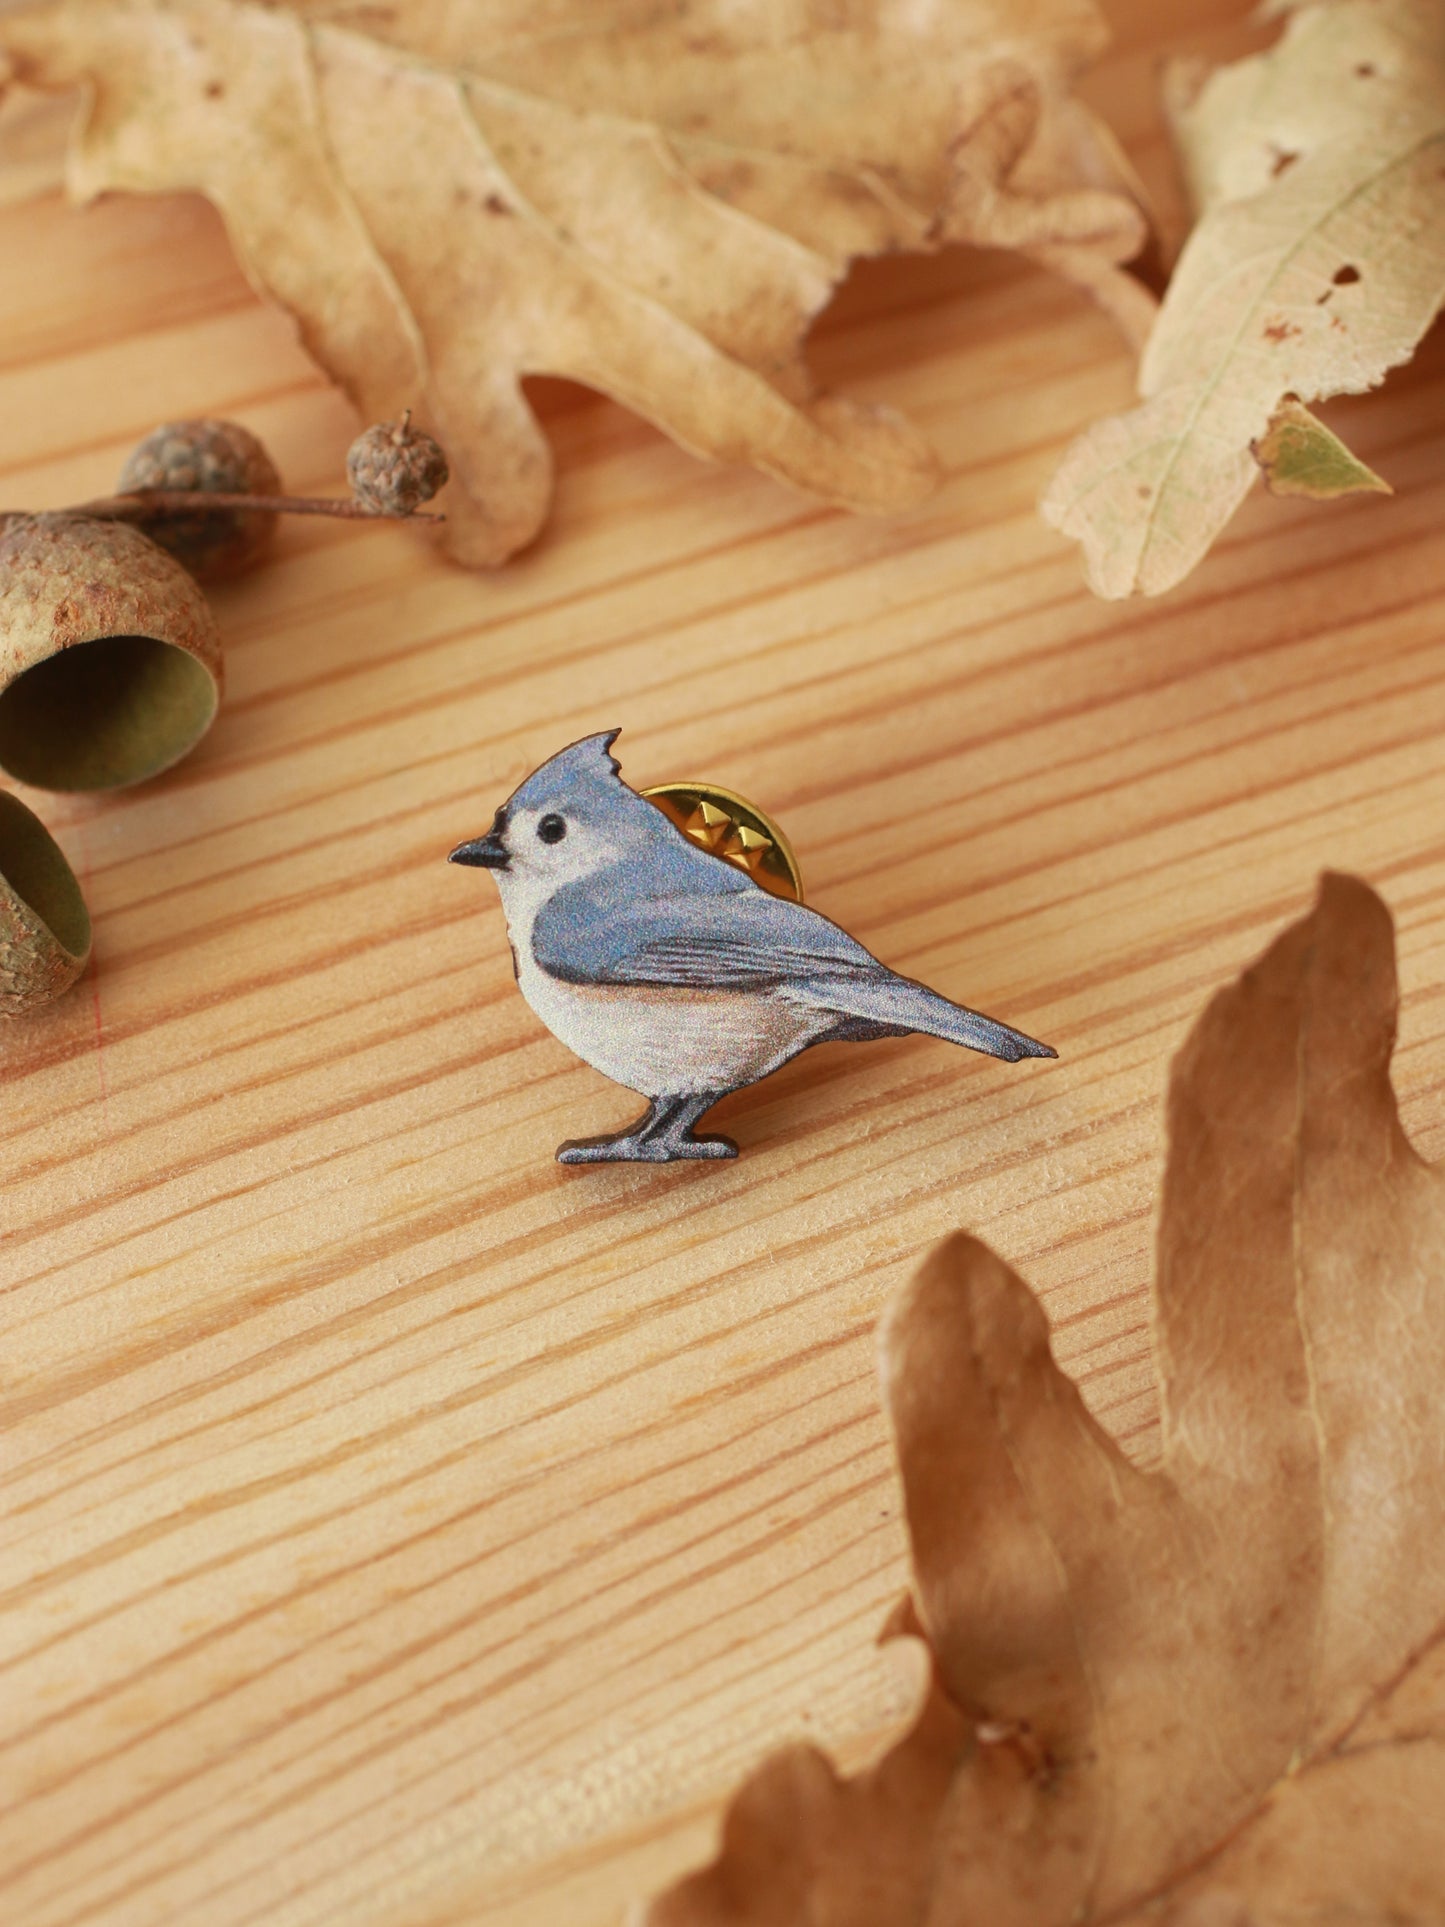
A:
[[448, 830, 509, 869]]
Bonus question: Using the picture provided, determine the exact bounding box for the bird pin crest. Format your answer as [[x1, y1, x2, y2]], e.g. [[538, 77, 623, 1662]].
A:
[[449, 731, 1055, 1164]]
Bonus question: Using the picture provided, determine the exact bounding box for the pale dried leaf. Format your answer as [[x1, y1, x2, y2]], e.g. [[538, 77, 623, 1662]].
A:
[[1252, 394, 1392, 497], [0, 0, 1145, 564], [1041, 0, 1445, 598], [647, 873, 1445, 1923], [0, 70, 69, 208]]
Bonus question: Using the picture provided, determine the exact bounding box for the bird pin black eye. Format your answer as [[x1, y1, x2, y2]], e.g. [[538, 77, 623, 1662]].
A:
[[537, 813, 567, 845]]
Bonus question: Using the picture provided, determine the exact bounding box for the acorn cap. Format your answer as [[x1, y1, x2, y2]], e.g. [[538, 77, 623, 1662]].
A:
[[118, 418, 281, 579], [0, 790, 92, 1015], [0, 514, 223, 791]]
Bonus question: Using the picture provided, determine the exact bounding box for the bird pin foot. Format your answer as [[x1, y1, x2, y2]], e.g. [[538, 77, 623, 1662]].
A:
[[556, 1095, 738, 1165], [556, 1130, 738, 1165]]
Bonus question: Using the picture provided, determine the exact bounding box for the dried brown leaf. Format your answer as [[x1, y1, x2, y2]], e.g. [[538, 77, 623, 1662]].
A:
[[0, 0, 1145, 565], [1041, 0, 1445, 597], [646, 873, 1445, 1924]]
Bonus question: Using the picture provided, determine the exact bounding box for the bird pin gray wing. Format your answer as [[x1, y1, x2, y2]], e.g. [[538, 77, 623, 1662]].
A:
[[533, 863, 1054, 1063]]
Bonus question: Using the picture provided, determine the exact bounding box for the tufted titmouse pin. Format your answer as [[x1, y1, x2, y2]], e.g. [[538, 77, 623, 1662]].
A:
[[449, 730, 1055, 1164]]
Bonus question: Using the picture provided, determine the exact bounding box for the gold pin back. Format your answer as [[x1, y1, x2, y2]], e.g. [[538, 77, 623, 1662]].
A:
[[642, 782, 804, 903]]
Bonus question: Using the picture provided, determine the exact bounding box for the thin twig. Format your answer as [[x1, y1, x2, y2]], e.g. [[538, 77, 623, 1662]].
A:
[[0, 489, 444, 525]]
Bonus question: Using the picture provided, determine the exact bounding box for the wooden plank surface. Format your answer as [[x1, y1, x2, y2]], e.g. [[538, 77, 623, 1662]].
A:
[[4, 4, 1445, 1921]]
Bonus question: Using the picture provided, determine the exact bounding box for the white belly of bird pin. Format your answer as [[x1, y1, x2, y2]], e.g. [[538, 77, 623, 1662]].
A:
[[449, 730, 1055, 1165], [517, 961, 834, 1100]]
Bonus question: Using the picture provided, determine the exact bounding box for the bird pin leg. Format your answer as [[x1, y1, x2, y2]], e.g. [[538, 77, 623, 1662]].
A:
[[556, 1092, 738, 1165]]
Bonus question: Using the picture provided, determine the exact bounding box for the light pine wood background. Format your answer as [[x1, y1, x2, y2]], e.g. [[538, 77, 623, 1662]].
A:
[[4, 4, 1444, 1921]]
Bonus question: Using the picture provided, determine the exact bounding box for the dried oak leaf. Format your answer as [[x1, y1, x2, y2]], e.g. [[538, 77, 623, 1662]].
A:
[[647, 872, 1445, 1926], [1041, 0, 1445, 599], [0, 0, 1146, 566]]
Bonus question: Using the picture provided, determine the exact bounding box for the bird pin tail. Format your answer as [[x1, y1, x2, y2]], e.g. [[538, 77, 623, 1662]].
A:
[[791, 974, 1055, 1063]]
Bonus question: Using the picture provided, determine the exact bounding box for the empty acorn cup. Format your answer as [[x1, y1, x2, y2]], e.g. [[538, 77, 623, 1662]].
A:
[[0, 790, 91, 1015], [0, 513, 222, 791]]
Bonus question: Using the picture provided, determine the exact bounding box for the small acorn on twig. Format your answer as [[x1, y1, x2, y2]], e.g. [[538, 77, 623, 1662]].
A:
[[0, 410, 450, 570], [347, 412, 450, 516], [116, 418, 282, 580]]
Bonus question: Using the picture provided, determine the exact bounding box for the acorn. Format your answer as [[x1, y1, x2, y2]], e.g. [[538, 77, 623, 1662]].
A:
[[0, 790, 91, 1015], [347, 413, 449, 515], [0, 514, 223, 791], [117, 418, 281, 579]]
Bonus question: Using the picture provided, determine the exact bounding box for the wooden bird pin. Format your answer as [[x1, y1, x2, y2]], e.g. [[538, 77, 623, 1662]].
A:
[[449, 731, 1054, 1163]]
